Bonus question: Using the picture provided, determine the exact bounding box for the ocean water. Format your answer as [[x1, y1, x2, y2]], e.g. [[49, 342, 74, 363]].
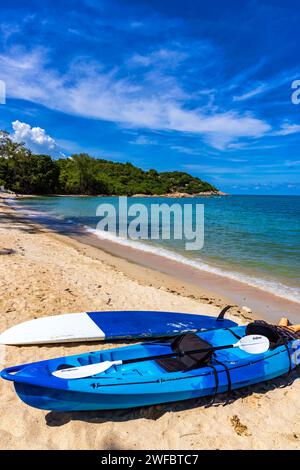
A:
[[14, 195, 300, 303]]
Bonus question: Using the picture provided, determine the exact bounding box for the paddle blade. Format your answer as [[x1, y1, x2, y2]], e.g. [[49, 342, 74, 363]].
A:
[[238, 335, 270, 354], [52, 360, 121, 379]]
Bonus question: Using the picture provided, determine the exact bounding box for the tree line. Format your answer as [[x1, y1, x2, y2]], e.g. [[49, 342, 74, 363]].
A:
[[0, 130, 217, 196]]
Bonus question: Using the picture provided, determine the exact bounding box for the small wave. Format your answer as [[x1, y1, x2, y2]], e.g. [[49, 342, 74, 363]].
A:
[[85, 225, 300, 304]]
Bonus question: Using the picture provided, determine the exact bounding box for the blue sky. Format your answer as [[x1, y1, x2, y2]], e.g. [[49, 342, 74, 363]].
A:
[[0, 0, 299, 194]]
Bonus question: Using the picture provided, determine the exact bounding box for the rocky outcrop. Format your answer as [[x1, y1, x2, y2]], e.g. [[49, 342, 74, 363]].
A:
[[131, 191, 228, 198]]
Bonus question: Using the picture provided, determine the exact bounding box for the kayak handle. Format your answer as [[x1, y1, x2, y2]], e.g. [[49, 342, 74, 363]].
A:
[[1, 365, 28, 381], [217, 305, 233, 321], [1, 363, 69, 390]]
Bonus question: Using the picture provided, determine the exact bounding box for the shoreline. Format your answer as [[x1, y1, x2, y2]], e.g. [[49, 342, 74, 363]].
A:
[[7, 194, 300, 324]]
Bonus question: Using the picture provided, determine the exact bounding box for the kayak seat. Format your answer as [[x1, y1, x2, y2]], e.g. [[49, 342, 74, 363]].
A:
[[156, 333, 213, 373]]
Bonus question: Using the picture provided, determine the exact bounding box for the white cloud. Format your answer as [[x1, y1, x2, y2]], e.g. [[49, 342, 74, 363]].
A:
[[129, 21, 144, 29], [184, 164, 244, 175], [131, 135, 158, 145], [233, 84, 267, 101], [230, 70, 299, 103], [184, 160, 300, 181], [284, 160, 300, 166], [170, 145, 201, 155], [1, 47, 271, 150], [273, 122, 300, 136], [0, 23, 21, 42], [11, 120, 60, 156], [129, 48, 188, 68]]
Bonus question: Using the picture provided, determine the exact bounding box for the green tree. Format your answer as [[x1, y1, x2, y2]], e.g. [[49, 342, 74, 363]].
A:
[[0, 129, 218, 196]]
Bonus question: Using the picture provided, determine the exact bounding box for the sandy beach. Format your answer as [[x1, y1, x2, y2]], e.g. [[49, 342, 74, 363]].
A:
[[1, 195, 300, 450]]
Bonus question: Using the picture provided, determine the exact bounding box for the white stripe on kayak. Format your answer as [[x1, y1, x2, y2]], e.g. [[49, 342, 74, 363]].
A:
[[0, 312, 105, 345]]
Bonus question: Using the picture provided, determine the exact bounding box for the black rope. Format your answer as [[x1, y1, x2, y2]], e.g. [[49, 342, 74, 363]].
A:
[[224, 328, 242, 340], [283, 343, 292, 375], [205, 364, 219, 407], [213, 358, 232, 405]]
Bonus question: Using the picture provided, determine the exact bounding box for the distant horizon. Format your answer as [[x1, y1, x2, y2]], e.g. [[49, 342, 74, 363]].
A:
[[0, 1, 299, 195]]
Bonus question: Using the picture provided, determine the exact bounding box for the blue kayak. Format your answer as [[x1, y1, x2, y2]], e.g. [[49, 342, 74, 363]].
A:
[[2, 325, 300, 411]]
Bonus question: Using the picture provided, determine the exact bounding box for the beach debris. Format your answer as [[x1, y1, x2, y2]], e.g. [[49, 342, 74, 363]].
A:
[[230, 415, 250, 436], [64, 288, 75, 296], [242, 306, 252, 315], [0, 247, 14, 255]]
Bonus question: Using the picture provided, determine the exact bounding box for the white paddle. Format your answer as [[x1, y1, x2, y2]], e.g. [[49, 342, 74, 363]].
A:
[[52, 334, 270, 380]]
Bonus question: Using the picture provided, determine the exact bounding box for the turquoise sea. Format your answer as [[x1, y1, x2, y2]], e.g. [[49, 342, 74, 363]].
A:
[[14, 195, 300, 303]]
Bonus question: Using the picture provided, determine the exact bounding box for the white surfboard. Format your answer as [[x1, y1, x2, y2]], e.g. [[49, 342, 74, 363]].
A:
[[0, 308, 236, 345], [0, 312, 105, 345]]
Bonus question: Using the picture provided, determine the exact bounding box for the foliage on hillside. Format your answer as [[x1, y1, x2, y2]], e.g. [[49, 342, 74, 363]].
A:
[[0, 130, 217, 195]]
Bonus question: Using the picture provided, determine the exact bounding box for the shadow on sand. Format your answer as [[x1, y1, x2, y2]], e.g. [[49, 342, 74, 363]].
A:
[[45, 367, 300, 427], [0, 209, 86, 238], [0, 248, 15, 255]]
